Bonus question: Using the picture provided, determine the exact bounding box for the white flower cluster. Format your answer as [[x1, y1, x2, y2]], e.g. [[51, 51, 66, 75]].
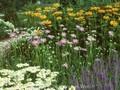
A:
[[0, 63, 75, 90]]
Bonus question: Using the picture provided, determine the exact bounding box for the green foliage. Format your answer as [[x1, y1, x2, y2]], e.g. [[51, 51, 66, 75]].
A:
[[0, 19, 14, 39]]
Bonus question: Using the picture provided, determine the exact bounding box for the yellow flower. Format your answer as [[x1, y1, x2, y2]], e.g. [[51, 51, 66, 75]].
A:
[[118, 17, 120, 21], [103, 16, 110, 20], [33, 13, 41, 17], [41, 20, 52, 26], [53, 11, 63, 16], [35, 8, 41, 12], [56, 16, 62, 20], [67, 8, 73, 12], [85, 11, 93, 16], [34, 28, 43, 36], [68, 12, 76, 17], [112, 8, 119, 12], [90, 6, 100, 11], [39, 15, 47, 20], [110, 20, 118, 27], [52, 3, 60, 8], [76, 10, 84, 16], [24, 11, 32, 15], [106, 9, 112, 13], [105, 5, 113, 9], [98, 9, 105, 13]]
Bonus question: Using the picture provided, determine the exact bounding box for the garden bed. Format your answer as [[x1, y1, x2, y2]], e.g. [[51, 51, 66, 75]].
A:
[[0, 1, 120, 90]]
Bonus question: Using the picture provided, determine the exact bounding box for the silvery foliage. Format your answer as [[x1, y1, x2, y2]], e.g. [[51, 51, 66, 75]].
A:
[[0, 19, 14, 33]]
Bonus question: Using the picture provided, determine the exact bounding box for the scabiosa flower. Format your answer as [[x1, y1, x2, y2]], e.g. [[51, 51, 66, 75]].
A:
[[56, 38, 68, 46], [30, 38, 40, 47], [29, 36, 41, 47], [44, 30, 50, 34], [72, 39, 79, 45], [40, 38, 47, 43], [47, 35, 55, 39]]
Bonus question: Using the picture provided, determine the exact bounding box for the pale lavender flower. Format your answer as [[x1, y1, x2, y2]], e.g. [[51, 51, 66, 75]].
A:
[[44, 30, 50, 34], [72, 39, 79, 45], [30, 36, 41, 47], [47, 35, 55, 39], [29, 36, 46, 46], [40, 38, 47, 43], [56, 38, 68, 46]]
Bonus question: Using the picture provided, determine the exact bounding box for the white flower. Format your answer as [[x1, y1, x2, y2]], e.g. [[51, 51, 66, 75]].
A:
[[87, 36, 96, 42], [74, 46, 80, 51], [63, 27, 67, 31], [16, 63, 29, 68], [108, 31, 114, 37], [76, 25, 84, 31], [61, 32, 66, 37], [68, 85, 76, 90]]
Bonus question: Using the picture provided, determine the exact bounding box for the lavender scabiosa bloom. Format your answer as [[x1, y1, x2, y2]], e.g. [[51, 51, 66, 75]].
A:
[[29, 36, 47, 46], [28, 36, 41, 47], [44, 30, 50, 34], [56, 38, 68, 46], [47, 35, 55, 39], [72, 39, 79, 45]]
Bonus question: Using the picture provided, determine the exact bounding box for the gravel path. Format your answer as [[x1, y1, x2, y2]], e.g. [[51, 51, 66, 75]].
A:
[[0, 33, 29, 57]]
